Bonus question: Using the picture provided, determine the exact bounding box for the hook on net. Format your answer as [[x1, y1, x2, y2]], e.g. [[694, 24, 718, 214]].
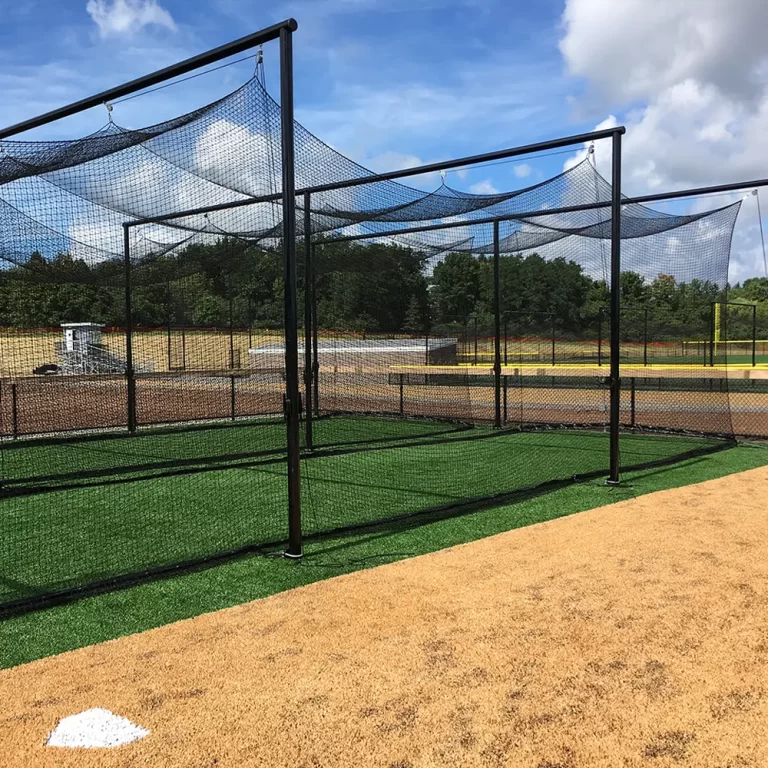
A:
[[103, 101, 114, 123]]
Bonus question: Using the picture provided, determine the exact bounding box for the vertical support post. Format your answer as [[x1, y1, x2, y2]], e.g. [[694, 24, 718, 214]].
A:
[[503, 375, 508, 425], [709, 303, 715, 367], [504, 319, 508, 366], [399, 373, 405, 415], [551, 312, 556, 366], [597, 307, 603, 366], [279, 27, 302, 559], [166, 280, 172, 371], [248, 296, 253, 349], [630, 376, 636, 428], [643, 307, 648, 367], [493, 220, 502, 429], [11, 382, 18, 439], [425, 328, 430, 367], [312, 245, 319, 418], [123, 224, 137, 434], [228, 282, 235, 370], [752, 304, 757, 367], [230, 374, 236, 420], [303, 192, 314, 450], [608, 131, 622, 485]]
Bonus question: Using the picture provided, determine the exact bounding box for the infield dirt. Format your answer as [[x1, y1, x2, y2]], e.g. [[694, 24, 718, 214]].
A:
[[1, 466, 767, 767]]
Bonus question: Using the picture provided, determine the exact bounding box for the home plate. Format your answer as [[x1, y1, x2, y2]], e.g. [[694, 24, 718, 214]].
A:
[[46, 708, 149, 748]]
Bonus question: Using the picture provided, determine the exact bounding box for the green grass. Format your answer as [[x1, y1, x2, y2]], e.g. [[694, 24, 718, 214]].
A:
[[1, 418, 766, 669]]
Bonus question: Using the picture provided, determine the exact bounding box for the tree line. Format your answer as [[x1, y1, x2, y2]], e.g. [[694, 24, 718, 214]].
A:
[[1, 239, 767, 341]]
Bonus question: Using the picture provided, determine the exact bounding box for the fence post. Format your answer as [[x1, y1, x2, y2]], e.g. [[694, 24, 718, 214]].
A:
[[597, 307, 602, 367], [643, 308, 648, 367], [399, 373, 405, 415], [303, 193, 314, 450], [630, 376, 636, 428], [493, 221, 502, 428], [503, 375, 508, 425], [230, 375, 236, 420], [709, 302, 715, 367], [312, 251, 319, 417], [753, 304, 757, 368], [551, 312, 556, 366], [425, 327, 430, 367], [166, 280, 172, 371], [11, 382, 18, 439], [123, 224, 137, 434], [228, 283, 235, 370]]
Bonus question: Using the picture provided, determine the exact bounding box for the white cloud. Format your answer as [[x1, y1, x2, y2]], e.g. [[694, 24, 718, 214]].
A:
[[513, 163, 532, 178], [560, 0, 768, 104], [559, 0, 768, 280], [469, 180, 499, 195], [86, 0, 177, 38]]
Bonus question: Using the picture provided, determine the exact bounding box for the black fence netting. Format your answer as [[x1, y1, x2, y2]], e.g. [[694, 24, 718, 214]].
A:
[[0, 72, 757, 614]]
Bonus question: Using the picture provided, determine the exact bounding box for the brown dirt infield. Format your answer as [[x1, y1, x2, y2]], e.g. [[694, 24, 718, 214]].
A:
[[2, 467, 768, 766]]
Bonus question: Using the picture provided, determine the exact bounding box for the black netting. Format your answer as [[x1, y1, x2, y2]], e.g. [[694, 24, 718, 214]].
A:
[[0, 73, 754, 614]]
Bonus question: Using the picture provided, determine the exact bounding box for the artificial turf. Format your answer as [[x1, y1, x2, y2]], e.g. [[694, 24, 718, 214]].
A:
[[0, 419, 766, 669]]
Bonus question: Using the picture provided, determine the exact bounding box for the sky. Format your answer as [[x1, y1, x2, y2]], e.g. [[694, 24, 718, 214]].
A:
[[1, 0, 768, 282]]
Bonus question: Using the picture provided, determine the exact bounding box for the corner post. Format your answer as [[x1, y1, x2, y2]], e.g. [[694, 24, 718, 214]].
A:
[[493, 220, 502, 428], [608, 130, 623, 485], [280, 26, 302, 558]]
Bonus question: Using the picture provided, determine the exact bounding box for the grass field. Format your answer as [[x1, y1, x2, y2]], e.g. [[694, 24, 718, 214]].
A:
[[2, 414, 767, 669]]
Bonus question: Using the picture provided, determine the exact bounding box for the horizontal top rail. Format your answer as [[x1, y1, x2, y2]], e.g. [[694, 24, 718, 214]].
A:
[[0, 19, 298, 140]]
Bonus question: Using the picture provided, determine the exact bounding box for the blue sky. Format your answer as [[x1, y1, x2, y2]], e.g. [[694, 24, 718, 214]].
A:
[[0, 0, 586, 190], [2, 0, 768, 280]]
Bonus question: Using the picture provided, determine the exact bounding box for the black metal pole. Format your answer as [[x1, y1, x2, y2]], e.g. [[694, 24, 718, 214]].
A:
[[493, 221, 502, 429], [643, 308, 648, 367], [303, 193, 314, 450], [504, 319, 508, 366], [247, 297, 253, 349], [311, 247, 319, 418], [608, 131, 622, 485], [230, 375, 236, 420], [630, 377, 636, 428], [710, 303, 715, 367], [503, 375, 508, 425], [228, 282, 235, 370], [597, 307, 602, 367], [399, 373, 405, 415], [166, 281, 172, 371], [123, 225, 137, 434], [11, 382, 18, 439], [473, 317, 478, 366], [0, 19, 298, 140], [425, 327, 430, 366], [753, 304, 757, 367], [551, 312, 556, 367], [280, 27, 302, 559]]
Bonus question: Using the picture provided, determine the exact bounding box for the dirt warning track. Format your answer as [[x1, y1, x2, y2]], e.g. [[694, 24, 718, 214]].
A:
[[2, 467, 768, 767]]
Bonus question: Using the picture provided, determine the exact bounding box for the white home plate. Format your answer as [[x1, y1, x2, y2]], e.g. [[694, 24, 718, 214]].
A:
[[46, 708, 149, 748]]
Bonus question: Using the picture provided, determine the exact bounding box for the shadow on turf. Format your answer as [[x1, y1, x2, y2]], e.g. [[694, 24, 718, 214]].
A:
[[0, 436, 736, 619]]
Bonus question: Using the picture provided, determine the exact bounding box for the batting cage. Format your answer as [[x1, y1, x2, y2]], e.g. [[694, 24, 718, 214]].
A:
[[1, 19, 766, 614]]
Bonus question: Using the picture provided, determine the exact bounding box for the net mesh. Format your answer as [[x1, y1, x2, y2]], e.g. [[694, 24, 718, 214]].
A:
[[0, 74, 754, 613]]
